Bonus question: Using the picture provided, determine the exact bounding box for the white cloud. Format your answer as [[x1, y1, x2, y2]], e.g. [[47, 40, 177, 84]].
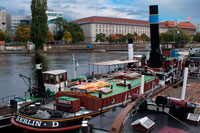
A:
[[0, 0, 199, 25]]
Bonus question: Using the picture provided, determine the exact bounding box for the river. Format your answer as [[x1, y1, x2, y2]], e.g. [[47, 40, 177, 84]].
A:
[[0, 52, 128, 100]]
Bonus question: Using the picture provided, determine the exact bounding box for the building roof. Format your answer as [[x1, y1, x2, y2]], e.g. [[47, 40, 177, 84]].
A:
[[43, 70, 67, 75], [73, 16, 196, 30], [160, 21, 196, 30]]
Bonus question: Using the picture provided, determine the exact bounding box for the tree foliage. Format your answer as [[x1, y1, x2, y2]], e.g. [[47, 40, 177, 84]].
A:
[[4, 30, 12, 43], [160, 29, 191, 44], [54, 17, 67, 40], [62, 31, 72, 43], [31, 0, 48, 50], [0, 30, 5, 41], [141, 33, 150, 42], [15, 24, 30, 43], [66, 22, 85, 43], [95, 33, 106, 43], [46, 30, 54, 42], [193, 32, 200, 42]]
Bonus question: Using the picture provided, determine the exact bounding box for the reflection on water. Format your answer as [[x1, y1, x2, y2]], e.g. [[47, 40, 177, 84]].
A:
[[0, 52, 127, 98]]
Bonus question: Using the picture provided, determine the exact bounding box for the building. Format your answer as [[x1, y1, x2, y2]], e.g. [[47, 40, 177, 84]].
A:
[[197, 24, 200, 32], [46, 10, 64, 34], [73, 16, 196, 44], [0, 10, 11, 31], [11, 15, 31, 33]]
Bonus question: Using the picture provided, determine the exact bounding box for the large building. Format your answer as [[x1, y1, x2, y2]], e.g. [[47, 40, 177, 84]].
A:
[[46, 10, 64, 34], [0, 10, 11, 31], [73, 16, 196, 44], [11, 15, 31, 33]]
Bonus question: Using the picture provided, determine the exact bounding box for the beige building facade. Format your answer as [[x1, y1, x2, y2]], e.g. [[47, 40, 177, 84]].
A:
[[73, 16, 196, 44]]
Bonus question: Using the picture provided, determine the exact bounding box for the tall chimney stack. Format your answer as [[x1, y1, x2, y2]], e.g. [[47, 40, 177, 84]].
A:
[[149, 5, 162, 68]]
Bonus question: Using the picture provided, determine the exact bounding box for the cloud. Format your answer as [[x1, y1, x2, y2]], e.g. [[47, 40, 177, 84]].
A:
[[0, 0, 199, 25]]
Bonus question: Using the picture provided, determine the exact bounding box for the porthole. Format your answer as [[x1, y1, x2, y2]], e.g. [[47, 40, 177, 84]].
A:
[[111, 98, 115, 104]]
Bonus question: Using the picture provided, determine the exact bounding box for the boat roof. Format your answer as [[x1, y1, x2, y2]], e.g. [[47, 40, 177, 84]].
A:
[[43, 70, 67, 75], [91, 60, 140, 66]]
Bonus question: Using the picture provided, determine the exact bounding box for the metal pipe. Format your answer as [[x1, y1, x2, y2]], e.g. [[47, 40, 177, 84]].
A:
[[181, 67, 189, 100], [140, 74, 145, 94]]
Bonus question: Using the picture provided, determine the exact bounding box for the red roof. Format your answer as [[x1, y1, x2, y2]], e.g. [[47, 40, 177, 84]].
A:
[[0, 41, 5, 45], [73, 16, 196, 30], [160, 21, 196, 30], [73, 16, 149, 25]]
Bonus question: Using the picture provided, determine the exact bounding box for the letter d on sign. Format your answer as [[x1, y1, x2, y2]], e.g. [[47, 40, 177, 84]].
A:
[[52, 121, 59, 127]]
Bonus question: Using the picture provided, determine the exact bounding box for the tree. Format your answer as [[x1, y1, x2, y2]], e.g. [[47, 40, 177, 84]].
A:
[[62, 31, 72, 43], [141, 33, 149, 42], [66, 22, 85, 43], [46, 30, 54, 42], [54, 17, 67, 40], [31, 0, 48, 50], [0, 30, 5, 41], [193, 32, 200, 42], [133, 32, 139, 43], [95, 33, 106, 43], [15, 24, 30, 43], [4, 30, 12, 43]]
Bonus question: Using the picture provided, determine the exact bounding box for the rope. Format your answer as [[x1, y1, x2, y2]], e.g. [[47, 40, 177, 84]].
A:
[[165, 112, 199, 133]]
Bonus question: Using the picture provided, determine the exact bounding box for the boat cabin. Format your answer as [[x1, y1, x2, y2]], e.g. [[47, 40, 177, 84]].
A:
[[43, 70, 67, 92]]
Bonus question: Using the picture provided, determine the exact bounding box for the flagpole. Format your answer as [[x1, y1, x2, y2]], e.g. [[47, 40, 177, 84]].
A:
[[73, 54, 77, 78]]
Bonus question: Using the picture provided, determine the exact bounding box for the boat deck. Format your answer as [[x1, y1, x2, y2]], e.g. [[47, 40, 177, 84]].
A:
[[89, 75, 156, 98], [153, 82, 200, 113]]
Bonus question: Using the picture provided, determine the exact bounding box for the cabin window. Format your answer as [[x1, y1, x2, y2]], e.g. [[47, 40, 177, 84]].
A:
[[56, 75, 59, 83], [45, 75, 49, 82], [50, 75, 54, 83], [60, 74, 64, 82], [111, 98, 115, 104]]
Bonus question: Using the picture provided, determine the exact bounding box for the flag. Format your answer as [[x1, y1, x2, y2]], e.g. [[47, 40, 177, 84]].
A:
[[187, 16, 190, 21]]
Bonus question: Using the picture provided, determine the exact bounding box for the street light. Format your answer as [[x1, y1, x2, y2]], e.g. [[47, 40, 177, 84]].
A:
[[174, 20, 179, 43]]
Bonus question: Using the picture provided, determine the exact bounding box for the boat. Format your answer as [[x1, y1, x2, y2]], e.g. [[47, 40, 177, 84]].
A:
[[9, 5, 200, 133]]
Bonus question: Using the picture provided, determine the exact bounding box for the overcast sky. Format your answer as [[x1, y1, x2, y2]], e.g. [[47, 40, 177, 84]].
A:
[[0, 0, 200, 26]]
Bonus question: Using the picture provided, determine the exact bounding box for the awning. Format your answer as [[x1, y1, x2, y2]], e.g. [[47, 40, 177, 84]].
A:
[[91, 60, 140, 66]]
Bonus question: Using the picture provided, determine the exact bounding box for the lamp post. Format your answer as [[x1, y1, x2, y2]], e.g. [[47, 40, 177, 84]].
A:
[[174, 20, 179, 43]]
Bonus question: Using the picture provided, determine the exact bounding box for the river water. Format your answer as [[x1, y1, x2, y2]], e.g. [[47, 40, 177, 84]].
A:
[[0, 52, 128, 99]]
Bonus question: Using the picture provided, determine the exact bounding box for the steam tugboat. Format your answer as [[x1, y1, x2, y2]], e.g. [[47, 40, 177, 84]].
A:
[[10, 5, 200, 133]]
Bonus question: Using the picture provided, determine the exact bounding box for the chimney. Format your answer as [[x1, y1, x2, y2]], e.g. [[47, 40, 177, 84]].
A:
[[149, 5, 162, 68], [36, 57, 46, 97], [181, 60, 190, 100], [128, 39, 133, 60]]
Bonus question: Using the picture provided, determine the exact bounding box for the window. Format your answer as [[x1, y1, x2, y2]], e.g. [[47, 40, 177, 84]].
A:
[[60, 74, 64, 82], [50, 75, 54, 83], [56, 75, 59, 83], [45, 75, 49, 82], [111, 98, 115, 104]]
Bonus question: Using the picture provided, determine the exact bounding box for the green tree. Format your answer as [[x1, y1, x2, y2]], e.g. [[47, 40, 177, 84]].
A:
[[62, 31, 72, 43], [133, 32, 139, 43], [141, 33, 149, 42], [54, 17, 67, 40], [15, 24, 30, 43], [0, 30, 5, 41], [4, 30, 12, 43], [193, 32, 200, 42], [66, 22, 84, 43], [95, 33, 106, 43], [31, 0, 48, 50]]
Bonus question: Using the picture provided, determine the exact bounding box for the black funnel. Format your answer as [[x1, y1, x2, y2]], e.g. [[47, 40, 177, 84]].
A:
[[35, 57, 46, 97], [149, 5, 162, 68]]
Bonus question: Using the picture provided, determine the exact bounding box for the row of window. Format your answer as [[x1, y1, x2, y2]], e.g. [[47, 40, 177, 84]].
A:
[[95, 24, 149, 31], [47, 13, 63, 17]]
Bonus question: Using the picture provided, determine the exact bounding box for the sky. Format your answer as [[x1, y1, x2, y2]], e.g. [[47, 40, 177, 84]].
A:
[[0, 0, 200, 26]]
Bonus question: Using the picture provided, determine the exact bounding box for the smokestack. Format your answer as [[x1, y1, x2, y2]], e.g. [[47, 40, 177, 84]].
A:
[[140, 72, 145, 94], [149, 5, 162, 68], [36, 57, 46, 97], [181, 60, 190, 100], [128, 39, 133, 60]]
